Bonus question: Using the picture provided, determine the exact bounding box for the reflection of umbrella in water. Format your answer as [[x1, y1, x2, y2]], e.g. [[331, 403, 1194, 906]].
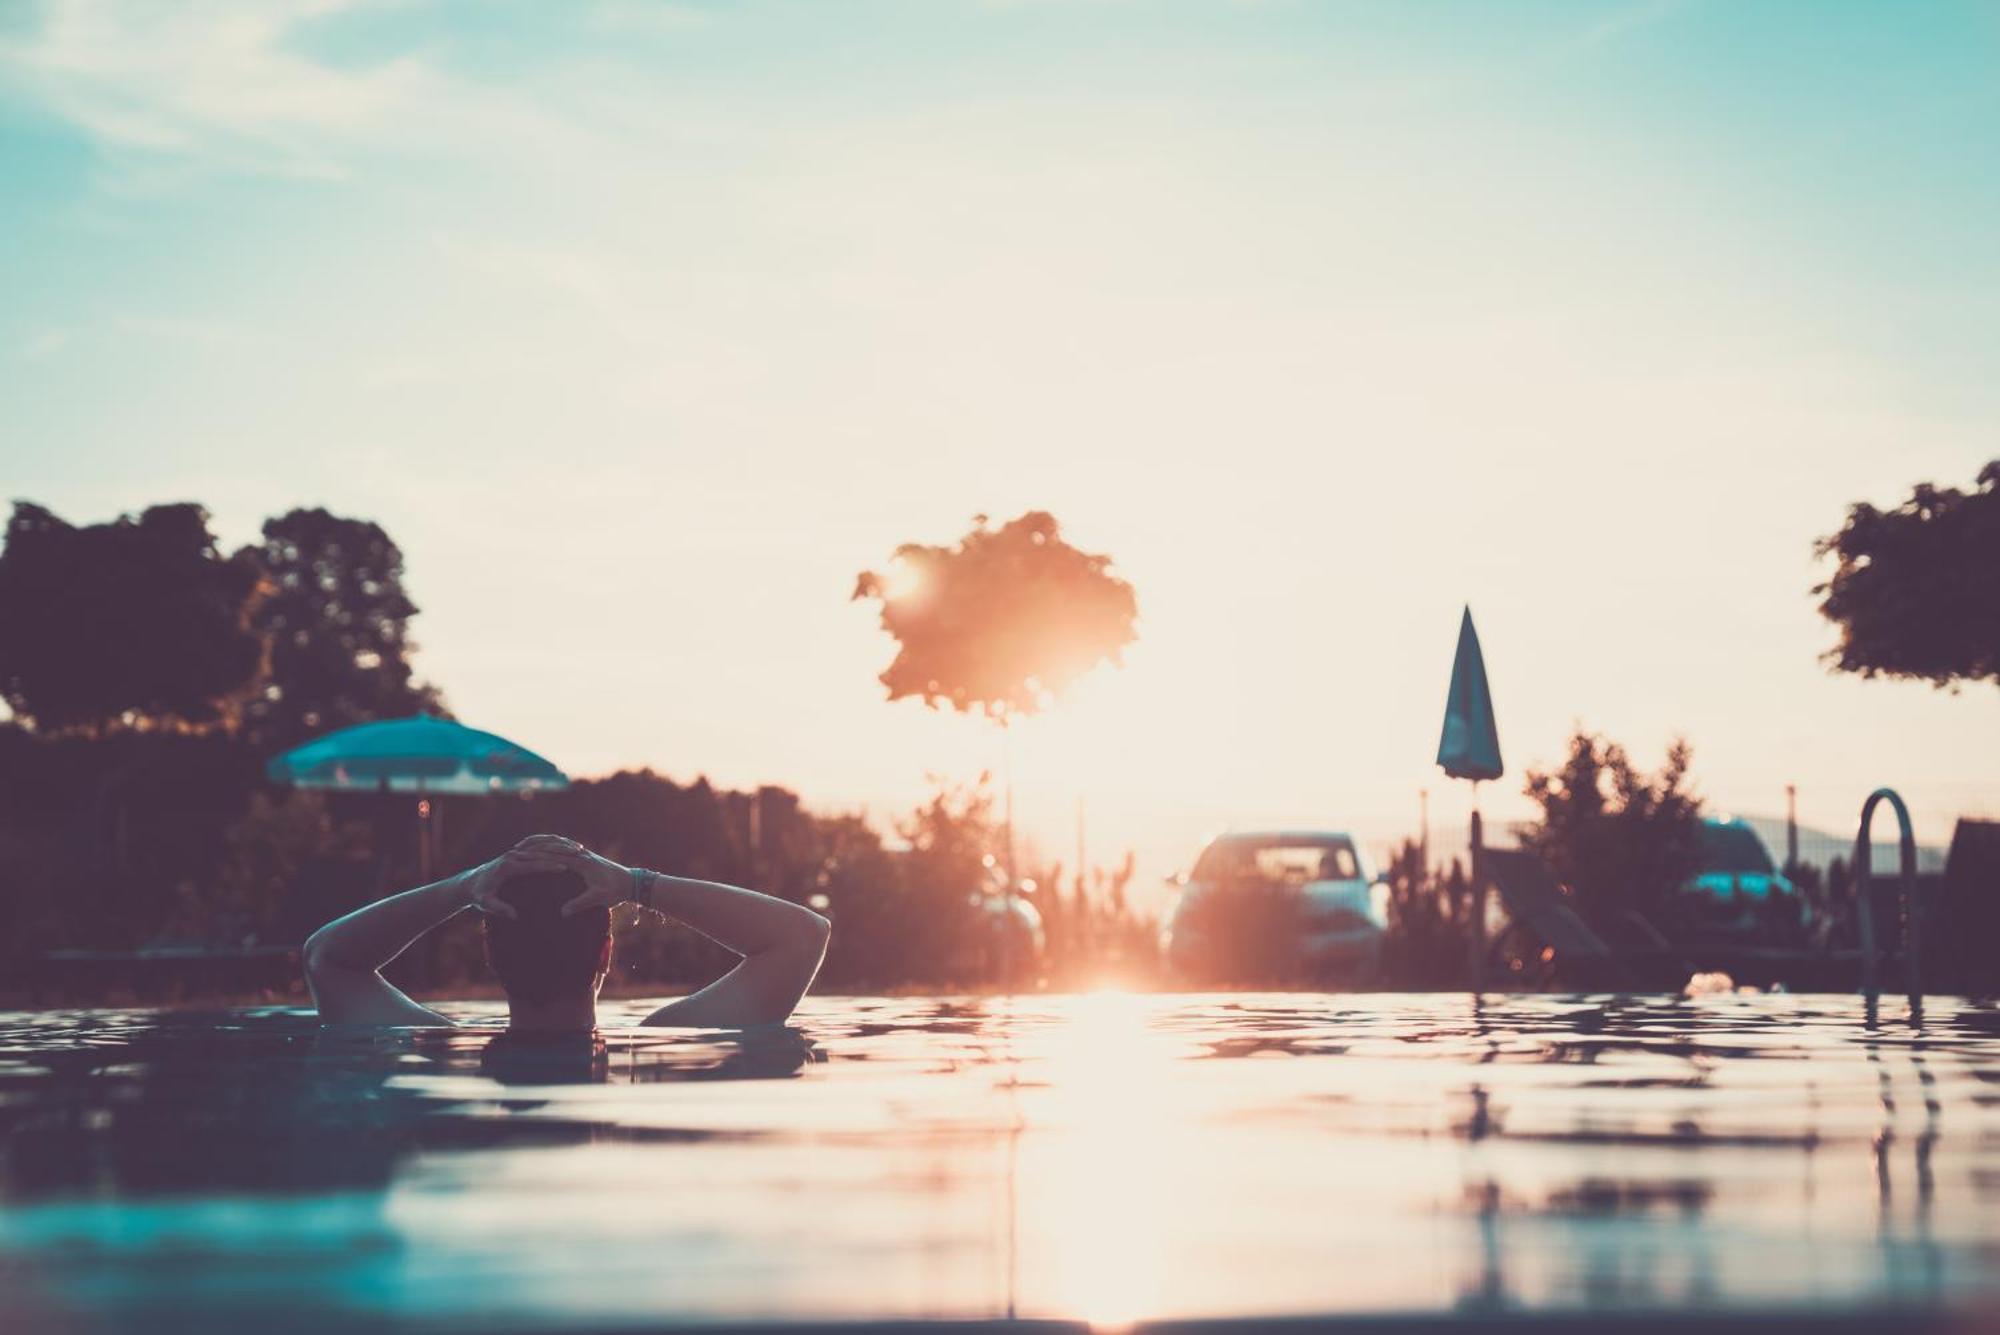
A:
[[265, 714, 568, 880]]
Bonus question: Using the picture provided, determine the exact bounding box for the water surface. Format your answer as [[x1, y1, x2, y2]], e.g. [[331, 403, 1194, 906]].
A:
[[1, 992, 1995, 1331]]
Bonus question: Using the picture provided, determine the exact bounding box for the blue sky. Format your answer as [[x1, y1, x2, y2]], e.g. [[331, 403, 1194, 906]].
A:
[[3, 0, 1997, 886]]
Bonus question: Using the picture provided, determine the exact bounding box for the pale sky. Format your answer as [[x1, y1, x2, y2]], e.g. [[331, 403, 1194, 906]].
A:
[[3, 0, 1997, 901]]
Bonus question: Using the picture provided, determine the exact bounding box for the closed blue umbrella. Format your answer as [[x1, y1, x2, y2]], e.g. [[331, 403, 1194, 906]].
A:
[[1435, 607, 1503, 782]]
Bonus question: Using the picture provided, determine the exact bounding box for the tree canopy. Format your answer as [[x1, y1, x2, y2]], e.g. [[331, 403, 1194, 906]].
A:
[[0, 502, 266, 734], [852, 511, 1138, 718], [1518, 730, 1704, 927], [246, 508, 445, 748], [1815, 461, 2000, 690]]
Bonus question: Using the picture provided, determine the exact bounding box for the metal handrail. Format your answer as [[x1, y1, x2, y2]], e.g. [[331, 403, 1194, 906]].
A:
[[1854, 787, 1921, 1010]]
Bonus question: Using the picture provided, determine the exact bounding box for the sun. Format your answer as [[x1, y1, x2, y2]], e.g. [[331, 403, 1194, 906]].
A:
[[879, 554, 925, 602]]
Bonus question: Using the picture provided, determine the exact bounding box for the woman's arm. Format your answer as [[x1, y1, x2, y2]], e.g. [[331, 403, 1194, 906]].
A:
[[629, 873, 831, 1028], [303, 844, 564, 1025], [555, 849, 830, 1028]]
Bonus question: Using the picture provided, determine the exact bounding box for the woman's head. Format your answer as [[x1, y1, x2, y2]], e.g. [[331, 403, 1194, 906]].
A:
[[481, 869, 612, 1006]]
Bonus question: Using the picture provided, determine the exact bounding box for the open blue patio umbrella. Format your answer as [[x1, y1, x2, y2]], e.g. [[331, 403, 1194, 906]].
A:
[[266, 714, 568, 879], [266, 714, 569, 795]]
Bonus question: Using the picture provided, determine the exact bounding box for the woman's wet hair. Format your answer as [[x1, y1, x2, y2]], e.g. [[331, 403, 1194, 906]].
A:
[[482, 869, 611, 1004]]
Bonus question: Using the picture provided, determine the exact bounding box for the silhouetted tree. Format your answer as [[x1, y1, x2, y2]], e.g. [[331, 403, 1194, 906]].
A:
[[0, 502, 266, 734], [852, 511, 1138, 718], [246, 508, 445, 748], [1025, 851, 1155, 988], [1815, 461, 2000, 689], [853, 510, 1138, 909], [1378, 838, 1470, 987], [1518, 730, 1704, 930], [806, 811, 910, 986], [158, 790, 370, 947], [894, 778, 1003, 980]]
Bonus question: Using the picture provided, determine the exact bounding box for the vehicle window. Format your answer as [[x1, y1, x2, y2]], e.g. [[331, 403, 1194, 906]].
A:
[[1194, 839, 1360, 883], [1314, 846, 1360, 880], [1698, 824, 1775, 875]]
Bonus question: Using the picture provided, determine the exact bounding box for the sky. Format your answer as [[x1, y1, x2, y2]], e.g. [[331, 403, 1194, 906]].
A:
[[2, 0, 1997, 902]]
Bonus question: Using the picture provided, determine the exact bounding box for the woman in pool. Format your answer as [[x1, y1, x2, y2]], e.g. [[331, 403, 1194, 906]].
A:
[[303, 833, 831, 1030]]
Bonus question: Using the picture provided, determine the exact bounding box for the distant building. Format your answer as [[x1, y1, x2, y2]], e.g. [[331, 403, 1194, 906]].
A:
[[1733, 813, 1947, 876], [1408, 813, 1949, 879]]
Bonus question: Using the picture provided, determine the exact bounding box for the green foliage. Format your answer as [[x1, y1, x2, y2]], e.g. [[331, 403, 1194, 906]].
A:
[[853, 511, 1138, 718], [1028, 852, 1155, 988], [419, 769, 1154, 992], [247, 508, 446, 748], [0, 502, 266, 734], [889, 779, 1001, 979], [1377, 839, 1472, 988], [1518, 730, 1704, 929], [159, 791, 370, 947], [0, 725, 268, 953], [1794, 855, 1857, 950], [1815, 461, 2000, 689], [804, 812, 914, 985]]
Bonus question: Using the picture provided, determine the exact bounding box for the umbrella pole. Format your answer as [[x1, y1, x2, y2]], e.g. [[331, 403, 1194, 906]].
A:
[[1002, 709, 1015, 993], [373, 776, 393, 898], [1466, 782, 1484, 993], [417, 783, 433, 885]]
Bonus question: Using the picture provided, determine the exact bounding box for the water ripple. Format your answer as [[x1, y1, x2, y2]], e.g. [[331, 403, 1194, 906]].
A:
[[0, 992, 1995, 1329]]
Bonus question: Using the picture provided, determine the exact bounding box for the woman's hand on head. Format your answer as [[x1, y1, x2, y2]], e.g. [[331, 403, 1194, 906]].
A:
[[492, 833, 631, 915], [547, 845, 633, 917], [512, 833, 583, 857], [463, 844, 576, 918]]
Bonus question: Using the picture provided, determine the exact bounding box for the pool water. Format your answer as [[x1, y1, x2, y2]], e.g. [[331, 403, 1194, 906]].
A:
[[0, 992, 1996, 1332]]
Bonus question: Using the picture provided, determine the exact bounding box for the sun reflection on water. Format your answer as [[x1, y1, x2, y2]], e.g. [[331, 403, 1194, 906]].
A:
[[1013, 988, 1176, 1330]]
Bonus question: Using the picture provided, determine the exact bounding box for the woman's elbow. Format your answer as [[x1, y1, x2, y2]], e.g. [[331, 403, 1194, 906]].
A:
[[799, 908, 832, 955], [301, 926, 332, 976], [301, 924, 357, 979]]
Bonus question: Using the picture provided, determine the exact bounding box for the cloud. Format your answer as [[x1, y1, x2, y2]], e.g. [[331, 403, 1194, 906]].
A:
[[0, 0, 555, 184], [433, 232, 630, 308], [17, 328, 74, 358], [1, 0, 410, 179], [111, 311, 249, 346], [1570, 0, 1688, 55], [586, 1, 714, 36]]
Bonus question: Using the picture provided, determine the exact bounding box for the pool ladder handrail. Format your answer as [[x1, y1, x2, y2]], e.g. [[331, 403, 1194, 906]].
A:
[[1853, 786, 1922, 1011]]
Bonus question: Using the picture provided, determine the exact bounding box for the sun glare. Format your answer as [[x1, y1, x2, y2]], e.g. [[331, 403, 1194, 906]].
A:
[[880, 556, 924, 602]]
